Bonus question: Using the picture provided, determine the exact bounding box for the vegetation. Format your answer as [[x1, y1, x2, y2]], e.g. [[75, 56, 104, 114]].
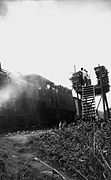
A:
[[1, 117, 111, 179], [28, 119, 111, 180]]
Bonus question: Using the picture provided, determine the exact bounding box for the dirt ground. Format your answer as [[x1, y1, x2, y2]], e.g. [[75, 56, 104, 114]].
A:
[[0, 131, 73, 180]]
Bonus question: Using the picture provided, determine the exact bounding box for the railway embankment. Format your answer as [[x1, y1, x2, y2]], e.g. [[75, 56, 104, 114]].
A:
[[0, 130, 71, 180], [0, 120, 111, 179]]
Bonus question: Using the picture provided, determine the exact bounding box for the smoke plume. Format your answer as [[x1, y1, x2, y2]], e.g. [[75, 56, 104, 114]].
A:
[[0, 81, 23, 109], [0, 74, 40, 110]]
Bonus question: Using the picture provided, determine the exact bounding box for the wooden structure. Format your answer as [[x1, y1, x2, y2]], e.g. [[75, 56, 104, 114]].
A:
[[70, 65, 110, 120], [82, 85, 96, 119], [94, 65, 110, 120]]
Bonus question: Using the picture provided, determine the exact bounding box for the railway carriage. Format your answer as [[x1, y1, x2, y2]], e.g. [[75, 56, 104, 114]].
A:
[[0, 70, 79, 132]]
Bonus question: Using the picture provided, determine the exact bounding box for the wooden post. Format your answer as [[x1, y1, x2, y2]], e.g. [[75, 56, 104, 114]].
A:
[[104, 93, 110, 118], [74, 65, 76, 73], [74, 65, 80, 117], [96, 96, 102, 111], [99, 68, 107, 120], [96, 96, 102, 117]]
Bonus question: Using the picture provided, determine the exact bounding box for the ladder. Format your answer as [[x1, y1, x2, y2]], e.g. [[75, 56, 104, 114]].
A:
[[82, 85, 96, 119]]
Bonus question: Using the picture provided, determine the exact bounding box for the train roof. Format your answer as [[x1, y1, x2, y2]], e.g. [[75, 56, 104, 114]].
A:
[[0, 66, 73, 92], [22, 74, 72, 94], [22, 74, 54, 88]]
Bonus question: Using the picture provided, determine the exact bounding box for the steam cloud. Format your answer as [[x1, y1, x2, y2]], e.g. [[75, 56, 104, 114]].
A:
[[0, 84, 16, 108], [0, 74, 40, 111], [0, 80, 24, 109]]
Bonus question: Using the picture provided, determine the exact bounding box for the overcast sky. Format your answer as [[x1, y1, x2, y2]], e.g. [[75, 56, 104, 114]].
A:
[[0, 0, 111, 109]]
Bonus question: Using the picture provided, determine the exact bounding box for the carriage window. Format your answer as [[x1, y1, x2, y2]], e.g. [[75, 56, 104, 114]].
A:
[[47, 84, 50, 89], [55, 88, 58, 93], [52, 87, 55, 91]]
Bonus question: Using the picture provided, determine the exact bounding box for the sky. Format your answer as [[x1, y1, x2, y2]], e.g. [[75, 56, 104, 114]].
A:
[[0, 0, 111, 110]]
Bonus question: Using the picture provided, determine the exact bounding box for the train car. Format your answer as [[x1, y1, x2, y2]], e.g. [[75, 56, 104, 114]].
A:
[[21, 74, 77, 127], [0, 70, 79, 132]]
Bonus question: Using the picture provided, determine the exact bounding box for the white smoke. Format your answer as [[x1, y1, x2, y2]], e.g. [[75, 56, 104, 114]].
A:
[[0, 73, 41, 111], [0, 85, 14, 108], [0, 77, 27, 109]]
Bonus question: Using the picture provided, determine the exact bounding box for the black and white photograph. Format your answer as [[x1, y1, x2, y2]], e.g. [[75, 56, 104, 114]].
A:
[[0, 0, 111, 179]]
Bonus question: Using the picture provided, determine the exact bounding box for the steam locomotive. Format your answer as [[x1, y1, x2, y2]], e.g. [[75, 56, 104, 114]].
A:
[[0, 68, 80, 132]]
